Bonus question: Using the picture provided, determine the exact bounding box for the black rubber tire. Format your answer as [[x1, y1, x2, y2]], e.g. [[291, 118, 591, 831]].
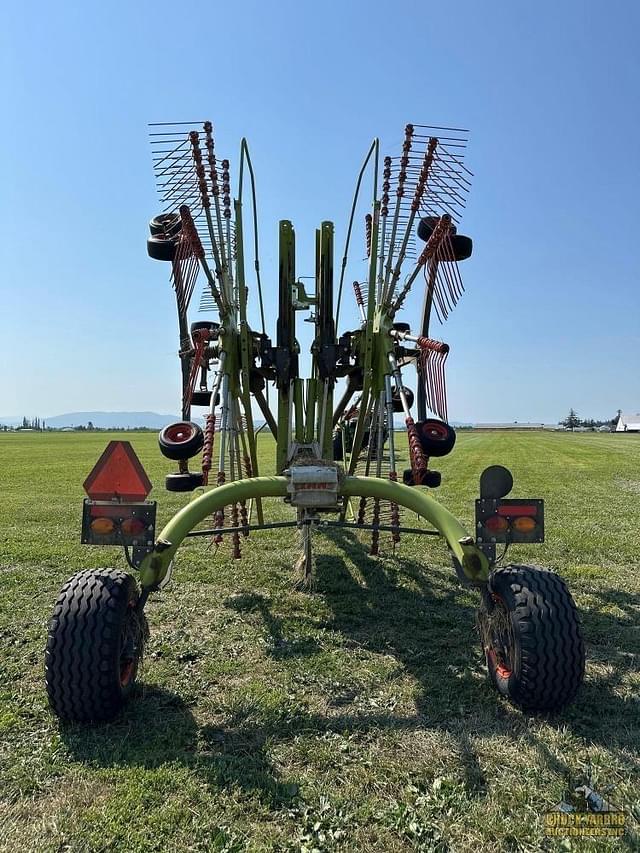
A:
[[402, 468, 441, 487], [147, 235, 179, 262], [417, 216, 457, 242], [165, 471, 204, 492], [392, 387, 414, 413], [191, 390, 212, 408], [332, 432, 344, 461], [190, 320, 220, 337], [477, 565, 585, 712], [416, 419, 456, 457], [158, 421, 204, 460], [423, 469, 441, 488], [45, 569, 147, 722], [452, 234, 473, 261], [149, 212, 182, 237]]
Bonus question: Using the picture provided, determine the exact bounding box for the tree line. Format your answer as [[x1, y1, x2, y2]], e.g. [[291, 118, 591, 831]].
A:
[[561, 408, 618, 430], [1, 419, 157, 432]]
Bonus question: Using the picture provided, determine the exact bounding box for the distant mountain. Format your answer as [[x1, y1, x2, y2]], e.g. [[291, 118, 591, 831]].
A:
[[0, 411, 180, 429], [0, 411, 269, 430]]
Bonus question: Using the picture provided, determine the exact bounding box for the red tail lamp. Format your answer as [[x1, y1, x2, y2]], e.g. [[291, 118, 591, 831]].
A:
[[121, 517, 146, 537], [476, 497, 544, 544], [82, 499, 156, 547], [485, 515, 509, 535], [497, 505, 538, 518]]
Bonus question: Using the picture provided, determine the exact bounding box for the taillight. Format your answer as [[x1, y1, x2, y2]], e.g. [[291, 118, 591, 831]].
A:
[[82, 499, 156, 547], [512, 516, 536, 533], [476, 497, 544, 545], [121, 517, 146, 536], [90, 517, 116, 535], [485, 515, 509, 534], [497, 504, 538, 517]]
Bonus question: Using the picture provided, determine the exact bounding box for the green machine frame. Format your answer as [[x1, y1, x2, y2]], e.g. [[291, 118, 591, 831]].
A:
[[44, 121, 586, 726]]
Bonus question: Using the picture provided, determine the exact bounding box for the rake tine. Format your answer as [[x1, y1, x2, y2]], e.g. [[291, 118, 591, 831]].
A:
[[384, 137, 438, 306], [383, 124, 414, 297]]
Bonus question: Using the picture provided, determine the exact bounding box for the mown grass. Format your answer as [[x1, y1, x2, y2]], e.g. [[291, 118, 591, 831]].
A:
[[0, 430, 639, 851]]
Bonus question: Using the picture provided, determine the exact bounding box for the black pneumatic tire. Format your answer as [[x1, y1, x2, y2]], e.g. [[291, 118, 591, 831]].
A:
[[477, 565, 585, 712], [190, 320, 220, 338], [158, 421, 204, 460], [191, 390, 212, 408], [416, 419, 456, 457], [165, 471, 204, 492], [402, 467, 441, 488], [45, 569, 147, 722], [392, 386, 414, 413], [422, 469, 441, 488], [451, 234, 473, 261], [147, 235, 179, 262], [417, 216, 457, 242], [149, 212, 182, 237]]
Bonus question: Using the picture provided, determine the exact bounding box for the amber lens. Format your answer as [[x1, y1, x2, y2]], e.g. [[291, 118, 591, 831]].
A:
[[90, 517, 115, 535], [513, 516, 536, 533]]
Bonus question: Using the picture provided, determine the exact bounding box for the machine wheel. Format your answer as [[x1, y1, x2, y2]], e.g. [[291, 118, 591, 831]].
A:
[[190, 320, 220, 339], [416, 419, 456, 457], [417, 215, 457, 242], [402, 468, 441, 488], [452, 234, 473, 261], [149, 212, 182, 237], [45, 569, 147, 722], [191, 390, 212, 407], [158, 421, 204, 460], [423, 469, 441, 488], [477, 565, 585, 712], [332, 432, 345, 461], [392, 386, 414, 413], [147, 235, 179, 262], [165, 471, 204, 492]]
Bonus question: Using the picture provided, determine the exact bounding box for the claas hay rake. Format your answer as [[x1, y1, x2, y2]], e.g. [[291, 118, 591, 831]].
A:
[[45, 121, 585, 723]]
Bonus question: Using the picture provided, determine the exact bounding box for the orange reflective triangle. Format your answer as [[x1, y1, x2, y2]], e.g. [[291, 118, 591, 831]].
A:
[[83, 441, 152, 501]]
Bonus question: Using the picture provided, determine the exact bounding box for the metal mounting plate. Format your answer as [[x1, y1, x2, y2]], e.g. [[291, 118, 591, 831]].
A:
[[475, 498, 544, 545], [81, 499, 157, 547]]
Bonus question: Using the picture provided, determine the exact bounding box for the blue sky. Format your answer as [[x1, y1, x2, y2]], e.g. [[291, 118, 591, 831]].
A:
[[2, 0, 638, 424]]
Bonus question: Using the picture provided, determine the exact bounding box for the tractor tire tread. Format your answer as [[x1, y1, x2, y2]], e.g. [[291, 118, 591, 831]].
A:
[[45, 569, 145, 722], [483, 564, 584, 711]]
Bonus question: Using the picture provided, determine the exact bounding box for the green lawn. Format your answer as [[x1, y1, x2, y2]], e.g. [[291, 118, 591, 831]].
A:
[[0, 430, 639, 851]]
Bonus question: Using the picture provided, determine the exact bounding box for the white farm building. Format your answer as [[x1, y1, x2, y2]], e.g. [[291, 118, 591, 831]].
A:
[[616, 412, 640, 432]]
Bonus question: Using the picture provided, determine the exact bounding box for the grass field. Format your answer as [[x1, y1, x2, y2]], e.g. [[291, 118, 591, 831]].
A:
[[1, 430, 639, 851]]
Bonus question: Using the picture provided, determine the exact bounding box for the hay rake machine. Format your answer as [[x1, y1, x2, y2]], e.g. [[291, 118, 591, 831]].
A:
[[45, 121, 585, 723]]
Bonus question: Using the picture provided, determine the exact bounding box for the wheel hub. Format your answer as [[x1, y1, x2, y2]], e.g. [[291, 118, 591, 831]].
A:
[[482, 593, 514, 678]]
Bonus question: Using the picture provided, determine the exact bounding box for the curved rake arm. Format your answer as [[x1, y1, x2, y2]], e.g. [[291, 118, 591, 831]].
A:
[[139, 477, 286, 587], [335, 138, 379, 328], [342, 477, 489, 582], [139, 476, 489, 588], [238, 138, 266, 336]]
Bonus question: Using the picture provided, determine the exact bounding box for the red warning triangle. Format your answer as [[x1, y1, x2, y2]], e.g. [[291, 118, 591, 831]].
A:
[[83, 441, 152, 501]]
